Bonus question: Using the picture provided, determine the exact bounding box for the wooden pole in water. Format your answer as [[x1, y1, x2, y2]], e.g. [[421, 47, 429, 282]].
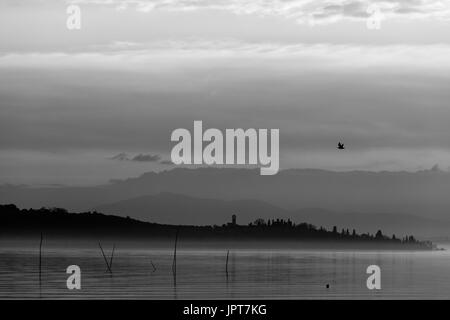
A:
[[172, 229, 179, 280], [98, 242, 112, 273], [225, 250, 229, 276], [109, 244, 115, 270], [39, 232, 43, 285]]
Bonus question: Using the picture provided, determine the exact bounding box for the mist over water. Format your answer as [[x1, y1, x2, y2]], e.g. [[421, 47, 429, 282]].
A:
[[1, 240, 450, 299]]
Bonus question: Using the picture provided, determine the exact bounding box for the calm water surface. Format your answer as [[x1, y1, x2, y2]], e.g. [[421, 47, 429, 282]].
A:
[[1, 239, 449, 299]]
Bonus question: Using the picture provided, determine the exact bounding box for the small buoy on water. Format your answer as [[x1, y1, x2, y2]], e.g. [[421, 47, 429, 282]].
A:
[[326, 284, 330, 289]]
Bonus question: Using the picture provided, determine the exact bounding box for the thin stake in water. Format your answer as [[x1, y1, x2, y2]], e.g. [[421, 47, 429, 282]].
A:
[[98, 242, 113, 273], [172, 229, 179, 284], [109, 244, 116, 270], [226, 250, 229, 276], [39, 232, 43, 285]]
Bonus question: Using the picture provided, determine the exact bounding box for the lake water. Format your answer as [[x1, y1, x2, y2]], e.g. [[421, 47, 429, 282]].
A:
[[1, 239, 450, 299]]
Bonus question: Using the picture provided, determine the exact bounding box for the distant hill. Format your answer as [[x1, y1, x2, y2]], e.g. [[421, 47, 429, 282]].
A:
[[0, 204, 433, 250], [93, 192, 450, 238], [2, 167, 450, 216], [94, 192, 291, 225], [2, 167, 450, 237]]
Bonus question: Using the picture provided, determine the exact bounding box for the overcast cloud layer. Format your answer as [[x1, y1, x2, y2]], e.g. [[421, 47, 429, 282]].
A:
[[0, 0, 449, 185], [66, 0, 450, 24]]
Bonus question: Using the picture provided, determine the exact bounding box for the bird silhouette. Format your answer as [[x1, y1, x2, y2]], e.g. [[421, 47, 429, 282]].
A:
[[337, 142, 345, 150]]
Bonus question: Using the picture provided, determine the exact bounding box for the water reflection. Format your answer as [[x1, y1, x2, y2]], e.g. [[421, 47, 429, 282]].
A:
[[0, 241, 449, 299]]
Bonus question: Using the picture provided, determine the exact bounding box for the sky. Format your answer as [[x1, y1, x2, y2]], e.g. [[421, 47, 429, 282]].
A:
[[1, 0, 450, 185]]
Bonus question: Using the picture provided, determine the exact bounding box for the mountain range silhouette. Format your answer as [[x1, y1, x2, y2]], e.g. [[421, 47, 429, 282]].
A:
[[2, 167, 450, 237]]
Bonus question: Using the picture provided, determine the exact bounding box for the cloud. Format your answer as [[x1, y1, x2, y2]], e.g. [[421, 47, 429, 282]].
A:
[[159, 159, 174, 165], [1, 38, 450, 177], [3, 41, 450, 71], [2, 40, 450, 159], [68, 0, 450, 24], [305, 0, 450, 24], [109, 152, 130, 161], [131, 153, 161, 162], [110, 153, 161, 162]]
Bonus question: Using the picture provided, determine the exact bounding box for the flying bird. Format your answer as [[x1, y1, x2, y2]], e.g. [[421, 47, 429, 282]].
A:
[[337, 142, 345, 150]]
